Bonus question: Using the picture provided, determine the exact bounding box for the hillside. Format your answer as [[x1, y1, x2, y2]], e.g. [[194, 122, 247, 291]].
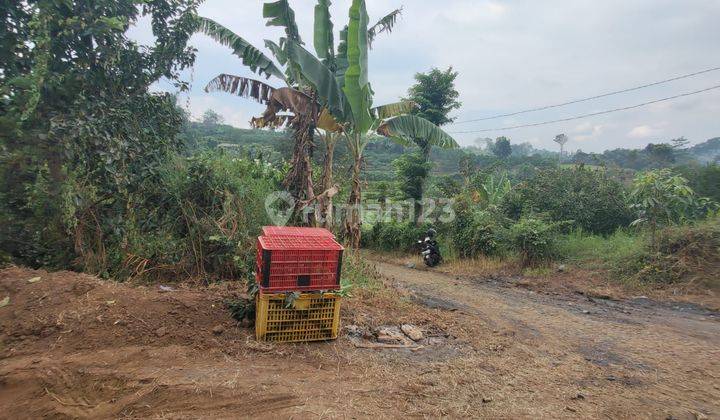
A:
[[179, 121, 719, 179], [688, 137, 720, 163]]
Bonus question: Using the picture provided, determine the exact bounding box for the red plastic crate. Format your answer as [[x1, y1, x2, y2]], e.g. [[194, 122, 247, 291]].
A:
[[256, 235, 344, 293], [262, 226, 335, 238]]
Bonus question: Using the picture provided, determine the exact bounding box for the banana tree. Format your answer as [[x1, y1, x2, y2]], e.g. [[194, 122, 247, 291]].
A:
[[303, 0, 458, 246], [194, 0, 403, 228], [344, 1, 457, 246]]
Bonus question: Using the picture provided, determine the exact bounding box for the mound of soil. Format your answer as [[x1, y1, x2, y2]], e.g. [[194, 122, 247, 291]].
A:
[[0, 267, 248, 357]]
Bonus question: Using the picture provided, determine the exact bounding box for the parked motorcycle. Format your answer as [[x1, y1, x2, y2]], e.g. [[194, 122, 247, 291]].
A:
[[417, 228, 442, 267]]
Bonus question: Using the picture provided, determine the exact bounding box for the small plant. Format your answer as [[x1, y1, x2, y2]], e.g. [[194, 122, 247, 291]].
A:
[[340, 250, 382, 295], [629, 169, 706, 247], [510, 218, 558, 266], [227, 298, 255, 323], [226, 275, 260, 323]]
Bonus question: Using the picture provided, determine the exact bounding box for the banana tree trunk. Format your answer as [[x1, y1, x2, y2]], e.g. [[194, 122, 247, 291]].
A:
[[316, 132, 336, 228], [345, 134, 363, 248], [284, 115, 316, 225]]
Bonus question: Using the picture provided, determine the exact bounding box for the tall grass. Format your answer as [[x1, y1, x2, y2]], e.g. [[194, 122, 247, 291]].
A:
[[340, 250, 383, 295], [556, 229, 645, 269]]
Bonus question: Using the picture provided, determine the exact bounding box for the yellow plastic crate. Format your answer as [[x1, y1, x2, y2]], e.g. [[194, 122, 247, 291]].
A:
[[255, 292, 341, 343]]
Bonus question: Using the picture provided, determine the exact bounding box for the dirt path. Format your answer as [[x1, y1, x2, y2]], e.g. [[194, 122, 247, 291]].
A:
[[376, 260, 720, 419], [1, 263, 719, 419]]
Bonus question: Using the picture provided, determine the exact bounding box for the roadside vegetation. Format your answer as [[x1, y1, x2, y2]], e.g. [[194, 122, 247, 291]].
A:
[[1, 0, 719, 297]]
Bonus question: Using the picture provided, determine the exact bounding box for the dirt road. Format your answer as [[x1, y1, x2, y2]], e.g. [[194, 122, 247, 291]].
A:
[[1, 263, 719, 418], [376, 260, 720, 419]]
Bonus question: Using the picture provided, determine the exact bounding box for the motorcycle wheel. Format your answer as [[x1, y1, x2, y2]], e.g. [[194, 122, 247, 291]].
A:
[[424, 254, 440, 267]]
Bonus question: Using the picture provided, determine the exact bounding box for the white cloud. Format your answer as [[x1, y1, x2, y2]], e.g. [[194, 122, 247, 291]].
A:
[[627, 125, 663, 139], [572, 123, 604, 142], [129, 0, 720, 152]]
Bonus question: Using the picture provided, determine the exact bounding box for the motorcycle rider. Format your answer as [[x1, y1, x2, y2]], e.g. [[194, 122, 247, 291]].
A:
[[418, 228, 441, 267]]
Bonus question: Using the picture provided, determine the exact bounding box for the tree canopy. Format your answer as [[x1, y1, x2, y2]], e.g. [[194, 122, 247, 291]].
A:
[[405, 67, 462, 127]]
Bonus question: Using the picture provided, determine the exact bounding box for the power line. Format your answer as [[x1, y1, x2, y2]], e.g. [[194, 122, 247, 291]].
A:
[[448, 84, 720, 134], [453, 66, 720, 124]]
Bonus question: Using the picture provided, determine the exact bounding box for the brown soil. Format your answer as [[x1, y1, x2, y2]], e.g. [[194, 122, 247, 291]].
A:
[[1, 263, 719, 418]]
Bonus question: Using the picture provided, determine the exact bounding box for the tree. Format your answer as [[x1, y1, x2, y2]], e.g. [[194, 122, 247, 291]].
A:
[[553, 133, 568, 162], [0, 0, 200, 267], [401, 66, 461, 223], [202, 109, 224, 126], [629, 169, 699, 247], [309, 0, 458, 246], [201, 0, 456, 246], [645, 143, 676, 167], [671, 137, 690, 150], [493, 137, 512, 159], [406, 67, 461, 128], [194, 0, 403, 227], [393, 151, 431, 209]]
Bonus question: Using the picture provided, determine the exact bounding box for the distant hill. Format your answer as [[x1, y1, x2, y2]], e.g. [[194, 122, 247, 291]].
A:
[[688, 137, 720, 163], [178, 122, 718, 179]]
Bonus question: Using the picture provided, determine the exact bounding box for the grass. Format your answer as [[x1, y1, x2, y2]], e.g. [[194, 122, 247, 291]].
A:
[[340, 249, 384, 296], [556, 229, 645, 269]]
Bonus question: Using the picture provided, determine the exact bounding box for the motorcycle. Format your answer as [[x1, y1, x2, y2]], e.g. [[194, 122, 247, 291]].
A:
[[417, 230, 442, 267]]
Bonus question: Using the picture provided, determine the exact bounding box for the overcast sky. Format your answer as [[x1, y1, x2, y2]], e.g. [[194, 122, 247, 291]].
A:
[[130, 0, 720, 152]]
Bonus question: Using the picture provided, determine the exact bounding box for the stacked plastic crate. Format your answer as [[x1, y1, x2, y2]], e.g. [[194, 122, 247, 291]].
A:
[[254, 226, 344, 343]]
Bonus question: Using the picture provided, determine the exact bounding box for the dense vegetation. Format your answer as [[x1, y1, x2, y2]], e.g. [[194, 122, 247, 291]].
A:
[[0, 0, 281, 282], [1, 0, 718, 291]]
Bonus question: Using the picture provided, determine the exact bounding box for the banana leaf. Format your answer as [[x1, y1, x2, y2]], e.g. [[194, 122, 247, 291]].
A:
[[377, 115, 459, 149], [193, 16, 284, 80]]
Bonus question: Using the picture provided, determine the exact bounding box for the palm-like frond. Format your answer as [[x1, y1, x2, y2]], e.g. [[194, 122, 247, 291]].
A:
[[371, 100, 416, 119], [204, 74, 276, 104], [193, 17, 285, 80], [377, 114, 459, 149], [318, 108, 343, 132], [313, 0, 334, 60], [263, 0, 302, 43], [264, 39, 288, 66], [257, 87, 315, 129], [343, 0, 373, 133], [251, 114, 295, 129], [367, 7, 402, 47], [285, 40, 349, 121]]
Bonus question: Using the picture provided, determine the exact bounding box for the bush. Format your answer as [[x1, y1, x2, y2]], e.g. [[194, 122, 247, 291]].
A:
[[505, 167, 633, 235], [4, 152, 283, 282], [451, 197, 509, 257], [618, 219, 720, 287], [362, 221, 429, 253], [676, 163, 720, 203], [114, 153, 281, 281], [509, 218, 558, 266]]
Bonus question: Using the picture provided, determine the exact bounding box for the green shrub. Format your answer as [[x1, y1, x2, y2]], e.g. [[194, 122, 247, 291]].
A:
[[362, 221, 429, 253], [30, 152, 283, 282], [116, 153, 281, 281], [451, 197, 509, 257], [509, 218, 558, 266], [340, 250, 382, 295], [676, 163, 720, 203], [505, 167, 633, 235]]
